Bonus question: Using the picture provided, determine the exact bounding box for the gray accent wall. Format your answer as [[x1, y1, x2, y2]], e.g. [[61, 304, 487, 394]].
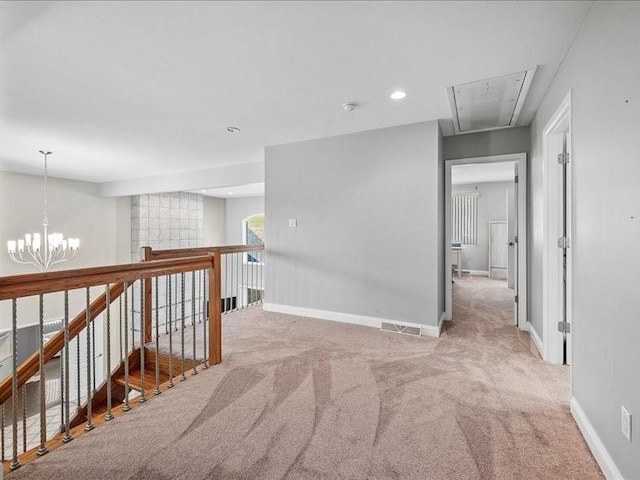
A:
[[452, 181, 513, 273], [443, 126, 530, 161], [265, 121, 443, 326], [530, 2, 640, 476]]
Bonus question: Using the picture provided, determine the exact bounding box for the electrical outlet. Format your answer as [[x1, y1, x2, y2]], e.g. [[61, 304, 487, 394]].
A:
[[621, 405, 632, 442], [288, 218, 297, 228]]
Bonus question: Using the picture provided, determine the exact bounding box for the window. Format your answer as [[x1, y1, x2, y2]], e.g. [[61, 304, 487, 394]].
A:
[[243, 213, 264, 263], [451, 193, 478, 246]]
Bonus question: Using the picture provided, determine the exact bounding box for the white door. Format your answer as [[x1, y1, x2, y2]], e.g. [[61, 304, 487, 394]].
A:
[[506, 177, 517, 289], [489, 221, 508, 279]]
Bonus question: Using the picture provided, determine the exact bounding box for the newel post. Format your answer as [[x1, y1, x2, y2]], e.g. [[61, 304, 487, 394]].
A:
[[141, 246, 153, 344], [209, 251, 222, 365]]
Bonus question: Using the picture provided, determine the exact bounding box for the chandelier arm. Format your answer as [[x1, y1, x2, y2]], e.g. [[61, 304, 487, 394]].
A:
[[27, 246, 45, 267], [8, 252, 36, 266], [26, 246, 39, 263], [48, 251, 74, 268]]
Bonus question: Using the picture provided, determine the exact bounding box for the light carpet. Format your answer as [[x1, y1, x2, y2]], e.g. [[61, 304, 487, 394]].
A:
[[10, 275, 602, 479]]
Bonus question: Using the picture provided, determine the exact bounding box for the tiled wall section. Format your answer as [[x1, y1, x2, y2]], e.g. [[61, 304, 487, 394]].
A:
[[131, 192, 203, 261]]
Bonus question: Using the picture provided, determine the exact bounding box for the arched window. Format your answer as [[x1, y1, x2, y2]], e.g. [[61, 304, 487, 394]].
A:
[[242, 213, 264, 263]]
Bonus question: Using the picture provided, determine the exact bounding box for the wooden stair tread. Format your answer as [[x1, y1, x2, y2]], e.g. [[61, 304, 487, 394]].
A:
[[114, 366, 171, 392]]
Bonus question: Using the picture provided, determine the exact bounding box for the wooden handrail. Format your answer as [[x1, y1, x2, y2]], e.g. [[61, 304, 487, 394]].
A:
[[0, 282, 125, 406], [147, 243, 264, 260], [0, 255, 214, 301], [0, 246, 235, 470], [141, 243, 264, 344]]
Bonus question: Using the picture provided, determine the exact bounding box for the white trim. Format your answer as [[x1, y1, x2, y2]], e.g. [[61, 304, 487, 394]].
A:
[[527, 322, 544, 358], [541, 91, 572, 365], [263, 303, 443, 338], [571, 397, 623, 480], [465, 270, 489, 276], [445, 153, 527, 329]]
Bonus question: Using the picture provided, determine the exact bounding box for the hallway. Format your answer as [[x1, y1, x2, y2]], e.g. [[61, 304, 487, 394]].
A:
[[10, 279, 601, 479]]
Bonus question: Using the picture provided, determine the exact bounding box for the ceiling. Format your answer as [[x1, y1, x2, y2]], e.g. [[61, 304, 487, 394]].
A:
[[198, 182, 264, 199], [0, 1, 591, 188], [452, 162, 515, 185]]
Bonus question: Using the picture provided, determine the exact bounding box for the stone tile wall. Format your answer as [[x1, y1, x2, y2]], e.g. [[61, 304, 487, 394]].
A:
[[129, 192, 205, 336], [131, 192, 203, 260]]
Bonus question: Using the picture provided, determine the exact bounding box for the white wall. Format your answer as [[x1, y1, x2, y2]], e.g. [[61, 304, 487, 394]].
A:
[[265, 121, 443, 327], [529, 2, 640, 477], [203, 196, 226, 246], [452, 181, 513, 273], [225, 197, 265, 246], [0, 171, 130, 328]]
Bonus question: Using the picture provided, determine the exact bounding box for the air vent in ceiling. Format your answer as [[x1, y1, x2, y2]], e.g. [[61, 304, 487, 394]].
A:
[[447, 68, 536, 135]]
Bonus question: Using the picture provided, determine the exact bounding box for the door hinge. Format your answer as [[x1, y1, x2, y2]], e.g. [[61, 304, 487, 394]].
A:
[[514, 234, 518, 244], [557, 153, 570, 164], [557, 322, 571, 334], [557, 236, 571, 249], [514, 295, 518, 303], [514, 174, 519, 184]]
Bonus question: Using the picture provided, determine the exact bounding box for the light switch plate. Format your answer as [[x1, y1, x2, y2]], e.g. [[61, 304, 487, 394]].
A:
[[289, 218, 297, 228], [622, 405, 632, 442]]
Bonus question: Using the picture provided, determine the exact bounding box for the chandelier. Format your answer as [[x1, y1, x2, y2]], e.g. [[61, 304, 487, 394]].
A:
[[6, 151, 80, 272]]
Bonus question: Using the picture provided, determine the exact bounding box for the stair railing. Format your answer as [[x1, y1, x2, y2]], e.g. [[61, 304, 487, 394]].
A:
[[141, 243, 265, 333], [0, 253, 217, 473]]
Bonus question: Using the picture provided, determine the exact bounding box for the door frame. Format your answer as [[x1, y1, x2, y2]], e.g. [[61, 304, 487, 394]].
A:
[[444, 153, 528, 329], [541, 91, 573, 365]]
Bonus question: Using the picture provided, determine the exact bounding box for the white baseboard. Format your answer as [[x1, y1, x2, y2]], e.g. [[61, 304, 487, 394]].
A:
[[571, 397, 623, 480], [262, 303, 442, 338], [527, 322, 544, 359], [465, 270, 489, 276]]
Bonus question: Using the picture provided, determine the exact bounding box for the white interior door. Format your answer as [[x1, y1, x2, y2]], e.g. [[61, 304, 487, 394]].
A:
[[489, 221, 508, 279], [506, 176, 517, 289]]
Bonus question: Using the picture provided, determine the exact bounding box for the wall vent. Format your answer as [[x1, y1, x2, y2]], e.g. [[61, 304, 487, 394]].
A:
[[380, 322, 421, 337], [447, 68, 536, 135]]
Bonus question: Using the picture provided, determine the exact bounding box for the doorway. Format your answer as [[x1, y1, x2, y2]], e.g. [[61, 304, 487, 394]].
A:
[[541, 92, 572, 365], [445, 153, 528, 329]]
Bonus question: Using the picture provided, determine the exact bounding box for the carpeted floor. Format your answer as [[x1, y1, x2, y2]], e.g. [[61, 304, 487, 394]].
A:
[[10, 275, 602, 479]]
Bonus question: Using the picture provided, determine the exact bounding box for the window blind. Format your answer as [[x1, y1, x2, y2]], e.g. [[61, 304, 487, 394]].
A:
[[452, 192, 479, 245]]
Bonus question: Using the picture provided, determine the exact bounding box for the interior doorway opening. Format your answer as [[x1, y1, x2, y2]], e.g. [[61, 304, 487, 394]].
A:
[[445, 153, 528, 330]]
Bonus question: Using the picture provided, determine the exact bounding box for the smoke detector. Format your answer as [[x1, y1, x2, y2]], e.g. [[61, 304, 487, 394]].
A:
[[342, 103, 357, 113]]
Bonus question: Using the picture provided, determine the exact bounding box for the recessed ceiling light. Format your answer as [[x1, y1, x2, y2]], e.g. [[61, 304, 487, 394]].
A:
[[390, 91, 407, 100], [200, 190, 206, 193], [228, 192, 233, 195], [226, 126, 240, 133]]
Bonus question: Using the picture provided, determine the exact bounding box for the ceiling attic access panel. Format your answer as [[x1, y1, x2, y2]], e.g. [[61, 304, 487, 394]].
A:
[[447, 69, 536, 134]]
